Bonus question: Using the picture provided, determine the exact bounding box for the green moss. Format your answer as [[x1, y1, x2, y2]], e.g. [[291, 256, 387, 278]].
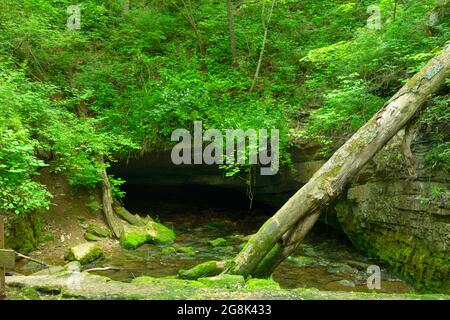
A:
[[178, 260, 224, 280], [177, 246, 194, 254], [350, 228, 450, 293], [208, 237, 227, 247], [131, 276, 156, 284], [86, 224, 111, 238], [197, 274, 246, 289], [246, 278, 281, 290], [146, 221, 175, 244], [84, 232, 101, 242], [21, 287, 41, 300], [120, 221, 176, 250], [66, 244, 104, 265], [120, 231, 148, 250], [132, 276, 204, 289], [161, 247, 177, 255], [5, 212, 44, 254]]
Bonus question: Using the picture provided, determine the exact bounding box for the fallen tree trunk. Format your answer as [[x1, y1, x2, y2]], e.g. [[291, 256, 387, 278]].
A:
[[225, 44, 450, 278]]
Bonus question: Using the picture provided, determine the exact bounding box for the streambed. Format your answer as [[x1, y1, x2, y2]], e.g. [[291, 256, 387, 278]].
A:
[[15, 185, 415, 295]]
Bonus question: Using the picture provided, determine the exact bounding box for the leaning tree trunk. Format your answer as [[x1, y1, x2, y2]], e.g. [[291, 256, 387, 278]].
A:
[[225, 45, 450, 278]]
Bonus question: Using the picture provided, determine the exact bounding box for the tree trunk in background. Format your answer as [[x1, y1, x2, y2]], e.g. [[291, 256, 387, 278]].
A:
[[175, 0, 207, 71], [99, 158, 123, 239], [249, 0, 276, 92], [226, 0, 239, 68], [75, 103, 123, 239], [225, 45, 450, 278]]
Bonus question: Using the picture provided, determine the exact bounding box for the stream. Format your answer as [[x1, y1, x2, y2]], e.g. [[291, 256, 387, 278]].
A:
[[16, 185, 415, 294], [89, 185, 415, 294]]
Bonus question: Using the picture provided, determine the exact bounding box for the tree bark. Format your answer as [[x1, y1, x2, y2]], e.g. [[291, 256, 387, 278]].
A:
[[226, 0, 239, 68], [225, 45, 450, 278], [99, 158, 123, 239], [174, 0, 207, 71], [74, 104, 123, 239], [249, 0, 275, 92]]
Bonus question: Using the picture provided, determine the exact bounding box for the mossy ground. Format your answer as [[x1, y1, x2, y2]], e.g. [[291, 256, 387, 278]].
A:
[[5, 270, 450, 300]]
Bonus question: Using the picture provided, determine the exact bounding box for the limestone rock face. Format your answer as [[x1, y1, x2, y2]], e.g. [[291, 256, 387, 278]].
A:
[[334, 122, 449, 293]]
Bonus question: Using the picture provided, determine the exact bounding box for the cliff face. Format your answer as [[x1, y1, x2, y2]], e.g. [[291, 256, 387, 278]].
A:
[[334, 121, 449, 292]]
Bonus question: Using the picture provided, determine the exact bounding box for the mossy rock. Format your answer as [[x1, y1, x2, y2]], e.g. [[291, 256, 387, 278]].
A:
[[84, 232, 101, 242], [146, 221, 175, 244], [287, 255, 317, 267], [177, 246, 194, 254], [197, 274, 245, 289], [4, 212, 43, 254], [131, 276, 157, 284], [132, 276, 203, 289], [161, 247, 177, 255], [120, 230, 148, 250], [65, 243, 104, 265], [120, 221, 175, 250], [246, 278, 281, 290], [178, 260, 225, 280], [86, 224, 111, 238], [208, 237, 227, 247]]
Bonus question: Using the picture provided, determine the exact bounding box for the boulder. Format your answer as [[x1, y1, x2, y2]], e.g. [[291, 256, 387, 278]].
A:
[[208, 237, 226, 247], [66, 243, 103, 265], [120, 221, 175, 250], [86, 224, 111, 238], [84, 232, 101, 242], [161, 247, 177, 255], [177, 246, 194, 254]]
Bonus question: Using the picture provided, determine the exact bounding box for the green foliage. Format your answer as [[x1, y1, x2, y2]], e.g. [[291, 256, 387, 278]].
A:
[[0, 0, 448, 215], [420, 95, 450, 171], [109, 175, 127, 200]]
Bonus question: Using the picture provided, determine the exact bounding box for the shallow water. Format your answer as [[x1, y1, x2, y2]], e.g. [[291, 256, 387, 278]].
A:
[[90, 209, 414, 293], [17, 185, 415, 294]]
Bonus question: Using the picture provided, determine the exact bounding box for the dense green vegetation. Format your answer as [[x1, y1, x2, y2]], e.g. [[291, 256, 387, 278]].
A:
[[0, 0, 448, 215]]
